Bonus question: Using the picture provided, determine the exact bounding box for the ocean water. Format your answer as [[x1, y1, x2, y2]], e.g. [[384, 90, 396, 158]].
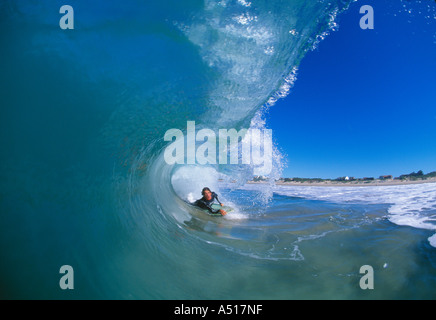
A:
[[1, 0, 436, 299]]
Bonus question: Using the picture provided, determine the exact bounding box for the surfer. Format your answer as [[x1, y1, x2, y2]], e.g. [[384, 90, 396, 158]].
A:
[[194, 187, 227, 216]]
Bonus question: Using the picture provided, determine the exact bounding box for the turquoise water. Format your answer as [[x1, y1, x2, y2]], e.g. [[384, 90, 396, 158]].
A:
[[1, 0, 436, 299]]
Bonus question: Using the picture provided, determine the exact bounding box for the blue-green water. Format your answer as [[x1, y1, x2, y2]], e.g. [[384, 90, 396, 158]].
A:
[[1, 0, 436, 299]]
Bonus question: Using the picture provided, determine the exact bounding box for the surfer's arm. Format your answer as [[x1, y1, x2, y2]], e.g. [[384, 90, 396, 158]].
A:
[[208, 205, 227, 216], [213, 192, 224, 206], [205, 202, 226, 215], [195, 200, 221, 214], [208, 204, 221, 214], [209, 207, 226, 215]]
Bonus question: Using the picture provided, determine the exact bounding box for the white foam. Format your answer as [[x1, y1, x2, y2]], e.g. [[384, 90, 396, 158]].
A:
[[237, 0, 251, 8], [428, 234, 436, 248], [233, 13, 257, 25], [171, 166, 220, 202], [223, 210, 248, 220], [246, 182, 436, 247]]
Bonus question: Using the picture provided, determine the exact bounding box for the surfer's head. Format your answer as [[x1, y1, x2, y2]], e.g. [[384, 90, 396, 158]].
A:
[[201, 187, 212, 201]]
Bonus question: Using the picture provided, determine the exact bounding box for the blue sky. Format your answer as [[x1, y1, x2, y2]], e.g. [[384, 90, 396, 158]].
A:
[[267, 0, 436, 179]]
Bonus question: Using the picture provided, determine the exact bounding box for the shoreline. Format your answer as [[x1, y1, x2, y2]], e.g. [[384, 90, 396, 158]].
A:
[[246, 177, 436, 187]]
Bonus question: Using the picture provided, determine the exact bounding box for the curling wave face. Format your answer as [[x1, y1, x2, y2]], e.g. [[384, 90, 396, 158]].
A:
[[8, 0, 417, 299]]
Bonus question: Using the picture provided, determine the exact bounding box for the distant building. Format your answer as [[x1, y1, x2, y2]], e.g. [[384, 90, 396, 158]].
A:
[[335, 176, 348, 181], [379, 175, 393, 180], [253, 175, 267, 182], [363, 177, 374, 181]]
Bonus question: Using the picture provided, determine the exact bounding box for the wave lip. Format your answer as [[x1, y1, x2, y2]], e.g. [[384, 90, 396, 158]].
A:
[[178, 0, 352, 127], [2, 0, 361, 299]]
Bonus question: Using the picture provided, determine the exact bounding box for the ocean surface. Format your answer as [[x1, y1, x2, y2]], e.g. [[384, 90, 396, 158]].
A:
[[1, 0, 436, 299]]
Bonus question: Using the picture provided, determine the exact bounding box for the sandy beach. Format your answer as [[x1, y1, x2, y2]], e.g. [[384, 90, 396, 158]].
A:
[[247, 177, 436, 187]]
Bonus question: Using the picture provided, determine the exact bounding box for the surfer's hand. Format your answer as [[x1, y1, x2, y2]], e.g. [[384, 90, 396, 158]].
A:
[[220, 203, 224, 206], [219, 209, 227, 216]]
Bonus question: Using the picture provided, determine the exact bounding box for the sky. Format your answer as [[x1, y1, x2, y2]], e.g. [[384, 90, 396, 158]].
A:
[[266, 0, 436, 179]]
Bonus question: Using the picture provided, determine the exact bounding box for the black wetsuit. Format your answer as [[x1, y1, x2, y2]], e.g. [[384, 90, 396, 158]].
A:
[[194, 192, 222, 214]]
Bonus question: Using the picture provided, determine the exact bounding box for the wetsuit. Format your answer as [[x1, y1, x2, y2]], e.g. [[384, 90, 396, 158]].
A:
[[194, 192, 223, 214]]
